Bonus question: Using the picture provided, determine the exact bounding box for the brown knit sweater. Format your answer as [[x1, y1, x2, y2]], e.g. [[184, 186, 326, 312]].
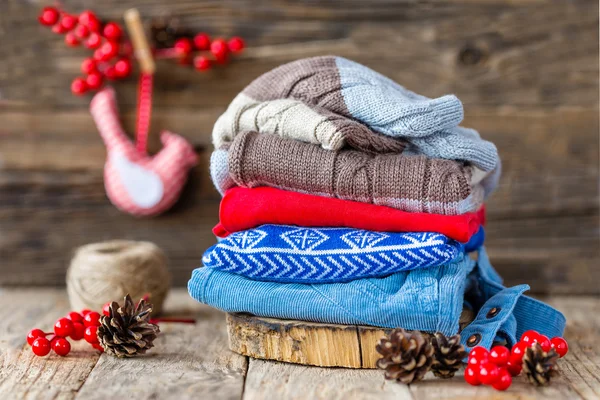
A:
[[228, 131, 484, 215]]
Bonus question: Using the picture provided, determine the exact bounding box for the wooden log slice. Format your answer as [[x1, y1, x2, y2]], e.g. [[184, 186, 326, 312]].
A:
[[226, 313, 389, 368], [226, 309, 476, 369]]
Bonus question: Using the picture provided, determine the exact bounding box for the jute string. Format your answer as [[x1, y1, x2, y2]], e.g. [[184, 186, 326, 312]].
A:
[[66, 240, 171, 315]]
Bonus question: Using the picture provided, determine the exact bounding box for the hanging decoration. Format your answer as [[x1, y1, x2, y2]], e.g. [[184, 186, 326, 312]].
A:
[[37, 6, 245, 95], [38, 6, 239, 216], [87, 9, 197, 216]]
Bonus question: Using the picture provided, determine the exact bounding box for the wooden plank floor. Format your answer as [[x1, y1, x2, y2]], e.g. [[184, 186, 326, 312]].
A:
[[0, 288, 598, 400]]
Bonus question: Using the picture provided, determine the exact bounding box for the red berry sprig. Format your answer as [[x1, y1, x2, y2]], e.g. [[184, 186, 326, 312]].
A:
[[464, 330, 568, 391], [37, 7, 133, 96], [26, 309, 105, 357], [153, 29, 245, 73]]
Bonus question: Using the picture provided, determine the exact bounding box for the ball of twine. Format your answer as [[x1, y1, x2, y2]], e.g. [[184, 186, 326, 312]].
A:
[[66, 240, 171, 315]]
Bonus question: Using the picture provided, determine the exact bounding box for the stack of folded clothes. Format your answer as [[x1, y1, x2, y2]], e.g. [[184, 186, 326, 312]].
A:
[[188, 56, 565, 352]]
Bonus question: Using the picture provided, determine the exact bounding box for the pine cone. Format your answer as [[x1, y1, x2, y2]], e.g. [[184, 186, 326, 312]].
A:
[[430, 332, 467, 379], [97, 294, 160, 358], [522, 343, 559, 386], [376, 329, 434, 384]]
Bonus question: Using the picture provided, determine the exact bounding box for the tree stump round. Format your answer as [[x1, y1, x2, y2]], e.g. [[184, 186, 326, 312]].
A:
[[226, 309, 475, 368], [226, 313, 392, 368]]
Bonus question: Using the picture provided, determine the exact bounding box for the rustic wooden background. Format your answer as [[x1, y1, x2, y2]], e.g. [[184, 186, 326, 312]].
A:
[[0, 0, 598, 292]]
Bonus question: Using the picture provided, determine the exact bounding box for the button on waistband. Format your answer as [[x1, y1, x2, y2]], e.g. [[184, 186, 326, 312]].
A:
[[466, 333, 482, 347], [486, 307, 500, 318]]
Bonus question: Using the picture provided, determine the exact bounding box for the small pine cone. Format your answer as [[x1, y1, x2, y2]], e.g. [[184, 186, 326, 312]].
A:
[[97, 294, 160, 358], [376, 328, 434, 384], [522, 343, 559, 386], [430, 332, 467, 379]]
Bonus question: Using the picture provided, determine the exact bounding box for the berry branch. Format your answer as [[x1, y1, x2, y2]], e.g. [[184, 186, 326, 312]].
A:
[[37, 7, 245, 96]]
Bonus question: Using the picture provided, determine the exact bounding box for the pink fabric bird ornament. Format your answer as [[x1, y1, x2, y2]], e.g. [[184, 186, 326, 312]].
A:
[[89, 9, 197, 217], [90, 87, 197, 216]]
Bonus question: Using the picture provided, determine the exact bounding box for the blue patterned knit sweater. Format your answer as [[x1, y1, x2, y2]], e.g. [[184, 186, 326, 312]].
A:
[[202, 225, 463, 283]]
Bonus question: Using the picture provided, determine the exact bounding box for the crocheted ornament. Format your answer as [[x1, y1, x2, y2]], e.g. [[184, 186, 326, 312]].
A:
[[430, 332, 468, 379], [376, 329, 434, 384], [98, 294, 160, 357], [522, 343, 559, 386]]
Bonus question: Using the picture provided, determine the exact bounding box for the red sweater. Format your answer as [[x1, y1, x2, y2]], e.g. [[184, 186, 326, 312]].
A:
[[213, 187, 485, 243]]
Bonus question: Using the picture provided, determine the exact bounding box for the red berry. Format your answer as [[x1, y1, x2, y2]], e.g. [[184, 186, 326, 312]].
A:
[[103, 22, 123, 41], [464, 365, 481, 386], [478, 362, 500, 385], [489, 346, 510, 366], [74, 24, 90, 39], [32, 337, 51, 356], [84, 325, 99, 344], [65, 32, 80, 47], [84, 311, 101, 327], [51, 337, 71, 356], [86, 72, 104, 89], [114, 58, 132, 78], [93, 48, 104, 61], [506, 360, 522, 376], [38, 7, 60, 26], [52, 23, 68, 34], [104, 66, 118, 80], [210, 38, 229, 58], [54, 318, 74, 337], [175, 38, 193, 55], [534, 334, 552, 352], [467, 346, 489, 367], [492, 368, 512, 391], [79, 11, 100, 32], [510, 341, 529, 364], [102, 302, 111, 317], [520, 330, 539, 345], [27, 329, 46, 346], [468, 346, 489, 360], [194, 55, 211, 71], [227, 36, 245, 53], [71, 77, 88, 95], [81, 58, 97, 74], [100, 41, 119, 61], [193, 33, 211, 50], [551, 337, 569, 357], [67, 311, 84, 323], [85, 33, 102, 49], [71, 322, 85, 340], [92, 343, 104, 352], [60, 14, 78, 31], [81, 309, 93, 315]]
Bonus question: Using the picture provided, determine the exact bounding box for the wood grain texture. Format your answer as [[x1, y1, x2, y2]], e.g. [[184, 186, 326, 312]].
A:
[[0, 0, 598, 292], [0, 288, 598, 399], [228, 308, 483, 369], [0, 289, 101, 399], [0, 0, 597, 108], [243, 359, 413, 400], [76, 291, 248, 400], [227, 313, 391, 368]]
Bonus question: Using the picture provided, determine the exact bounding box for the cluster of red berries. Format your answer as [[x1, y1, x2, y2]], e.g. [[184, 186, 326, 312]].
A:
[[26, 305, 111, 357], [464, 330, 568, 391], [38, 7, 132, 95], [38, 6, 246, 96], [168, 34, 245, 72]]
